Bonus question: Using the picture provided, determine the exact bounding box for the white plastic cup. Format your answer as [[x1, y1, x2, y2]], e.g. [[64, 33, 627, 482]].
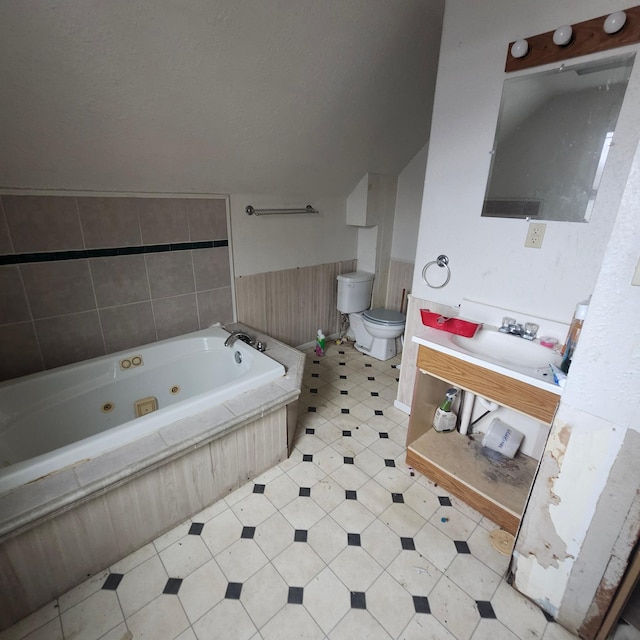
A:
[[481, 418, 524, 459]]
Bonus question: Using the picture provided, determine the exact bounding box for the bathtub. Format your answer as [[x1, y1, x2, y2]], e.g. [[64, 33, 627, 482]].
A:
[[0, 323, 303, 631], [0, 324, 285, 496]]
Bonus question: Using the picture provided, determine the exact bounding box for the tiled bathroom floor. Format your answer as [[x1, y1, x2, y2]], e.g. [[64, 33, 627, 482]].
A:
[[3, 341, 634, 640]]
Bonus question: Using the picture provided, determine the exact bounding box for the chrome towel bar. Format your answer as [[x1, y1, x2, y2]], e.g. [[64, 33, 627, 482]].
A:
[[245, 205, 319, 216]]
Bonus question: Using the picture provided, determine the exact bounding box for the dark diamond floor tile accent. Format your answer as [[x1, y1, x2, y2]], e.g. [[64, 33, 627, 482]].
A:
[[305, 428, 315, 434], [342, 430, 352, 437], [288, 586, 304, 604], [344, 456, 354, 465], [401, 537, 416, 551], [370, 392, 379, 397], [379, 432, 389, 439], [225, 582, 243, 599], [347, 533, 361, 546], [476, 600, 496, 618], [313, 360, 320, 364], [384, 459, 395, 467], [339, 362, 346, 366], [340, 390, 348, 395], [102, 573, 124, 590], [365, 363, 372, 368], [311, 373, 319, 378], [413, 595, 430, 614], [345, 490, 357, 500], [294, 529, 308, 542], [341, 408, 350, 414], [253, 484, 266, 494], [396, 378, 399, 382], [351, 591, 367, 609], [163, 578, 183, 595], [307, 407, 317, 413], [543, 611, 556, 622], [241, 526, 256, 539], [299, 487, 311, 497], [367, 376, 375, 381], [339, 351, 345, 355], [310, 388, 318, 394], [392, 493, 404, 504], [189, 522, 204, 535], [340, 375, 347, 380], [303, 454, 313, 462], [375, 410, 384, 416], [438, 496, 452, 506], [455, 540, 471, 554]]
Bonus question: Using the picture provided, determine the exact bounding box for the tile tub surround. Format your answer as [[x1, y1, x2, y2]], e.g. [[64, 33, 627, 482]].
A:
[[0, 194, 232, 382], [1, 342, 587, 640], [0, 324, 304, 631]]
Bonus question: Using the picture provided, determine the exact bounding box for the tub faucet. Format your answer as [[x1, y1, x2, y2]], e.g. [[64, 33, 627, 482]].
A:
[[224, 330, 266, 352]]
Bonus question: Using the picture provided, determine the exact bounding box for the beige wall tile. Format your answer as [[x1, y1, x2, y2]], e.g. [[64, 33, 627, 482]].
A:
[[138, 198, 189, 245], [0, 266, 30, 324], [100, 302, 156, 353], [35, 311, 104, 368], [2, 195, 83, 252], [77, 197, 141, 248], [188, 199, 227, 241], [153, 294, 199, 340], [197, 288, 233, 328], [0, 322, 43, 381], [90, 255, 150, 308], [145, 252, 195, 299], [21, 260, 95, 319], [193, 247, 230, 291]]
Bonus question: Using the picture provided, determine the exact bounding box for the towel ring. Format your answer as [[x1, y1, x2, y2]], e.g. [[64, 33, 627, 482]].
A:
[[422, 254, 451, 289]]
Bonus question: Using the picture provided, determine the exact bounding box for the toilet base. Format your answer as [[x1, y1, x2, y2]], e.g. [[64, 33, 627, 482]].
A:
[[354, 337, 398, 361]]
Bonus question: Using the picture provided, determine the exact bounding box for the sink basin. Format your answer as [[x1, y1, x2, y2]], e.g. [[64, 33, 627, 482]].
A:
[[451, 328, 562, 370]]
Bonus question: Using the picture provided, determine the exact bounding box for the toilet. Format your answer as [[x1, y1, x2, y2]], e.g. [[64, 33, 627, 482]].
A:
[[336, 271, 406, 361]]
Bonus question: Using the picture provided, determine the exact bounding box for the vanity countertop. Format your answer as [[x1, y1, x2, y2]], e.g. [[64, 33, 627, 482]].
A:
[[412, 326, 562, 396]]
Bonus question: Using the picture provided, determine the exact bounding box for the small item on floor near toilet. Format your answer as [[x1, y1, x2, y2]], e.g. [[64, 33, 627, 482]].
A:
[[481, 417, 524, 458], [433, 387, 458, 432], [489, 529, 515, 555], [315, 329, 326, 356]]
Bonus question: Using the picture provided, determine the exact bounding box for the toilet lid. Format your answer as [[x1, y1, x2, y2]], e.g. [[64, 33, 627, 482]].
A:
[[363, 308, 406, 326]]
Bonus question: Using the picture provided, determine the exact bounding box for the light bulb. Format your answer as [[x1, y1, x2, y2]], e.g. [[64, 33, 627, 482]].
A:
[[604, 11, 627, 34], [553, 25, 573, 46], [511, 39, 529, 59]]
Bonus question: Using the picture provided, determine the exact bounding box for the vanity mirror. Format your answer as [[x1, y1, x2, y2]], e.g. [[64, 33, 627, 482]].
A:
[[483, 53, 635, 222]]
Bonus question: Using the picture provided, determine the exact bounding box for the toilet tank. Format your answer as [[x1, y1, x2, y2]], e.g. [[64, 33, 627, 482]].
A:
[[336, 271, 374, 313]]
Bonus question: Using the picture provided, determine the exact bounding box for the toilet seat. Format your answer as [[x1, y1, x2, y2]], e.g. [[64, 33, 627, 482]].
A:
[[362, 308, 406, 326]]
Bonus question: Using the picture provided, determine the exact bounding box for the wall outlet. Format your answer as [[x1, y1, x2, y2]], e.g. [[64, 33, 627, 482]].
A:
[[525, 222, 546, 248]]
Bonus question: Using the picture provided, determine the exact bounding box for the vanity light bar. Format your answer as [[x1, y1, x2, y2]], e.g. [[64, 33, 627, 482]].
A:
[[505, 5, 640, 72]]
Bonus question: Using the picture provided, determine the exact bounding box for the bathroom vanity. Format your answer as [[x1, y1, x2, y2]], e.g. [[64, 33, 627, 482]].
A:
[[406, 328, 562, 535]]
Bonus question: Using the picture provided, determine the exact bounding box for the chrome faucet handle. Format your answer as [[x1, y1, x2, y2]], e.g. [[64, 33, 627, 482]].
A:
[[523, 322, 539, 341]]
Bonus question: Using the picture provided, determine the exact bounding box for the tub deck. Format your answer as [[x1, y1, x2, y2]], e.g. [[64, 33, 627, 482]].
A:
[[0, 324, 304, 631]]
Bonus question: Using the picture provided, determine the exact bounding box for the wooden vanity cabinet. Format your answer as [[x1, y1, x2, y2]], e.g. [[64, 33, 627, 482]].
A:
[[406, 345, 561, 535]]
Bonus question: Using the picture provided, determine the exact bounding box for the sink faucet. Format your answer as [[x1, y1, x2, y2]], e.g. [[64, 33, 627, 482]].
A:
[[224, 330, 266, 351], [498, 317, 538, 341]]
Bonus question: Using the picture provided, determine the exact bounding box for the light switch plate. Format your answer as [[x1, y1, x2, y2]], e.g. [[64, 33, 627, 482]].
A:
[[632, 256, 640, 286], [525, 222, 546, 248]]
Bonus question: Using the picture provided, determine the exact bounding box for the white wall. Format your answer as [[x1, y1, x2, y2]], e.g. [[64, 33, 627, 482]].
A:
[[391, 142, 428, 261], [413, 0, 640, 325], [229, 193, 357, 276], [412, 0, 640, 632]]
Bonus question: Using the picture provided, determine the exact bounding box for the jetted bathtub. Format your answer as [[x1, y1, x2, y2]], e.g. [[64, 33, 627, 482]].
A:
[[0, 324, 285, 495]]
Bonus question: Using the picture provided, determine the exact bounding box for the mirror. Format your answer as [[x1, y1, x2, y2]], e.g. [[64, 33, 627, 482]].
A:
[[483, 54, 635, 222]]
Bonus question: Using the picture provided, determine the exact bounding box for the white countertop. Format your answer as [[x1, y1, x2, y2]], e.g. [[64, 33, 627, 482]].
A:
[[412, 326, 563, 396]]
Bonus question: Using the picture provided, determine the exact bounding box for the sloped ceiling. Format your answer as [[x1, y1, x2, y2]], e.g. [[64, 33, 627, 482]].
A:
[[0, 0, 444, 196]]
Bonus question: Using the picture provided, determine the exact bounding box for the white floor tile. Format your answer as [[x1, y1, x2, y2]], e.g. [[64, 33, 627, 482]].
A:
[[271, 542, 325, 587], [445, 554, 501, 601], [240, 563, 288, 629], [230, 493, 277, 526], [380, 503, 427, 538], [117, 554, 168, 618], [200, 508, 244, 557], [471, 618, 520, 640], [215, 539, 269, 583], [177, 559, 227, 624], [367, 571, 416, 637], [15, 619, 63, 640], [327, 609, 392, 640], [386, 548, 442, 596], [490, 581, 548, 640], [306, 515, 347, 564], [329, 546, 383, 591], [0, 601, 59, 640], [260, 604, 324, 640], [60, 590, 123, 640], [280, 496, 326, 530], [329, 498, 376, 533], [58, 570, 109, 613], [360, 518, 403, 568], [429, 575, 480, 640], [262, 473, 299, 510], [303, 567, 350, 634], [192, 599, 257, 640], [401, 613, 458, 640], [159, 534, 213, 579], [253, 511, 295, 559]]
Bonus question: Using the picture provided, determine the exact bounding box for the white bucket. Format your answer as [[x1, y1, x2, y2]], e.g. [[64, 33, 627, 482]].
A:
[[481, 418, 524, 459]]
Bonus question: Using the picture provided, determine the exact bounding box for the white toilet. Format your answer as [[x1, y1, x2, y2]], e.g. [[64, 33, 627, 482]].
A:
[[336, 271, 406, 361]]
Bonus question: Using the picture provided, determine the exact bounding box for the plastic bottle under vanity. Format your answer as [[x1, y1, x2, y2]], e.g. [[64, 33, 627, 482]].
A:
[[433, 388, 458, 432], [315, 330, 326, 356], [561, 299, 589, 372]]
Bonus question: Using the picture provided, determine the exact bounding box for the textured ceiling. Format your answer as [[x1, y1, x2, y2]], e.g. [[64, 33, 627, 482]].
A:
[[0, 0, 444, 196]]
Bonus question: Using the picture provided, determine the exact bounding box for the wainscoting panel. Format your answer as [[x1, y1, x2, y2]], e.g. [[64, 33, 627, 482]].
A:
[[386, 259, 414, 313], [235, 259, 357, 347]]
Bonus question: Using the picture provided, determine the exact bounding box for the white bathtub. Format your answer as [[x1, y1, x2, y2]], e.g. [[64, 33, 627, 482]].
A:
[[0, 324, 285, 495]]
